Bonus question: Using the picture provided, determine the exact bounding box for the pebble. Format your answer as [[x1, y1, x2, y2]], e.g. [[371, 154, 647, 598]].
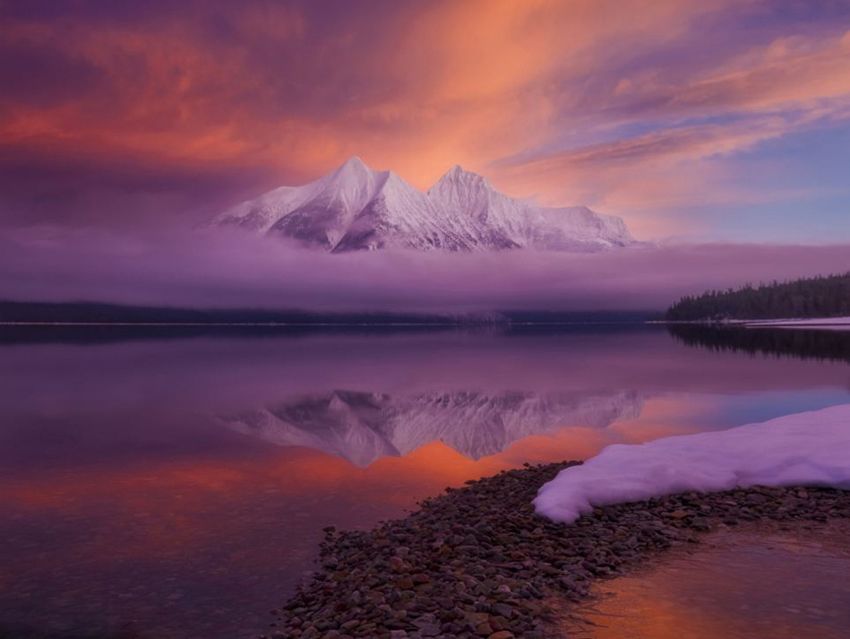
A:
[[265, 462, 850, 639]]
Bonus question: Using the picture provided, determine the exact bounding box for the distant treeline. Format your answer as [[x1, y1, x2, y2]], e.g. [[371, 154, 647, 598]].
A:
[[0, 300, 654, 327], [665, 272, 850, 321], [0, 301, 458, 325]]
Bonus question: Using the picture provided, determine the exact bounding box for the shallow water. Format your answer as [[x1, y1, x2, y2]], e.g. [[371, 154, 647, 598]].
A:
[[0, 326, 848, 637], [560, 520, 850, 639]]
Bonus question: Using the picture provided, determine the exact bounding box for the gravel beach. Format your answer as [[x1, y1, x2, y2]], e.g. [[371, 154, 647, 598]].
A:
[[265, 462, 850, 639]]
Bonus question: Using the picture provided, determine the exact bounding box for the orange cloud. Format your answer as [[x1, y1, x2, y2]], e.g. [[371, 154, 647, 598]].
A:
[[0, 2, 731, 176], [1, 1, 849, 236]]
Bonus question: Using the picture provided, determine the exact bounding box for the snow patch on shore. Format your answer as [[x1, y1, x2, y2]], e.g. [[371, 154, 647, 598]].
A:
[[534, 404, 850, 523]]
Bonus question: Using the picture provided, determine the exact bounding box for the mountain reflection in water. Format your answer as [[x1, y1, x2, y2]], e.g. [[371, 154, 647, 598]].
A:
[[223, 389, 642, 467], [0, 326, 848, 638]]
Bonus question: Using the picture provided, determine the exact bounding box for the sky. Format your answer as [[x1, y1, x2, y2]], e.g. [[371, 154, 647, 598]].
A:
[[3, 0, 850, 239], [1, 0, 849, 311]]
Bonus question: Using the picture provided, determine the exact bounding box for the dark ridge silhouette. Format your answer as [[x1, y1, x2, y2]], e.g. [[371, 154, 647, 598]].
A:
[[667, 323, 850, 364], [0, 301, 460, 325], [0, 301, 654, 325], [665, 272, 850, 321], [0, 301, 655, 344]]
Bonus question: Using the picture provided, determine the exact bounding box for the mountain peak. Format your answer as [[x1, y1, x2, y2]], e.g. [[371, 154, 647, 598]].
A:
[[438, 164, 488, 186], [216, 158, 637, 252], [333, 155, 373, 177], [322, 156, 388, 202]]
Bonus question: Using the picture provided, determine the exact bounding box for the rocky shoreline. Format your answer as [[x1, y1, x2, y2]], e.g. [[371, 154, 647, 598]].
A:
[[264, 462, 850, 639]]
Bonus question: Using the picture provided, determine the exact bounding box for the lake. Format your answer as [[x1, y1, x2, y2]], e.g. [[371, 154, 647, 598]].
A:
[[1, 325, 848, 638], [560, 519, 850, 639]]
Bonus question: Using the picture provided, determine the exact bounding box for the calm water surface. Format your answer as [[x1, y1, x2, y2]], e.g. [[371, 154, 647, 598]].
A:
[[561, 520, 850, 639], [0, 326, 848, 638]]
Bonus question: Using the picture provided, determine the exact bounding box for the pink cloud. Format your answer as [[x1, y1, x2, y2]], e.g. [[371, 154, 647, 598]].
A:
[[1, 2, 849, 240]]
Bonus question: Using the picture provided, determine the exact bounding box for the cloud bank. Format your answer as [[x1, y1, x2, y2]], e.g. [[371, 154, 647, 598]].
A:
[[2, 228, 848, 313]]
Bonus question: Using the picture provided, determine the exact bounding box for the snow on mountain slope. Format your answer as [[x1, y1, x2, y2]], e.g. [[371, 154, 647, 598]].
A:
[[216, 157, 390, 247], [220, 389, 643, 467], [427, 165, 634, 250], [215, 157, 636, 252]]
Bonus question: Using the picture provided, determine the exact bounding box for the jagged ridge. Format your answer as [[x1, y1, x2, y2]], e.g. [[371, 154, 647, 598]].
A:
[[215, 157, 636, 252]]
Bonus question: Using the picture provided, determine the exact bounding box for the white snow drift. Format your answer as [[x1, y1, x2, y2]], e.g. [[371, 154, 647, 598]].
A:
[[215, 157, 635, 252], [534, 404, 850, 523]]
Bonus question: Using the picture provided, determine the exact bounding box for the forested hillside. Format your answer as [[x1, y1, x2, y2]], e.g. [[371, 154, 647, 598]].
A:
[[665, 273, 850, 321]]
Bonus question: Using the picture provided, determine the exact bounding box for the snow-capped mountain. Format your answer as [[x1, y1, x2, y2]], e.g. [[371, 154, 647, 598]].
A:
[[215, 157, 635, 252], [220, 389, 643, 466]]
